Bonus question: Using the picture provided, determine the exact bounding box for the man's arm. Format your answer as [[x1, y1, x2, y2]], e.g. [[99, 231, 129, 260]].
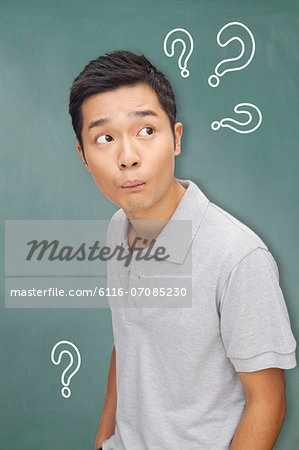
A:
[[230, 368, 287, 449], [95, 345, 117, 450]]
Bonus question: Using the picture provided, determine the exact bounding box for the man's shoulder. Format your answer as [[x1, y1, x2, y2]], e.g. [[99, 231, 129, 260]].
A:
[[202, 200, 269, 257], [188, 179, 268, 256]]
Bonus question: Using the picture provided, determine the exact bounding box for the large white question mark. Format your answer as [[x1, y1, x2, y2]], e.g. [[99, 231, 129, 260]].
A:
[[163, 28, 194, 78], [51, 340, 81, 398], [211, 103, 262, 134], [208, 22, 255, 87]]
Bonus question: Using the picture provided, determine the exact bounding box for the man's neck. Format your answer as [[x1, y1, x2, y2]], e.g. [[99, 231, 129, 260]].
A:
[[125, 178, 187, 251]]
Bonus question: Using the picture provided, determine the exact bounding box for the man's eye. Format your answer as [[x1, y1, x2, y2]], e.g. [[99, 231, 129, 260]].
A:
[[138, 127, 154, 137], [96, 134, 113, 144]]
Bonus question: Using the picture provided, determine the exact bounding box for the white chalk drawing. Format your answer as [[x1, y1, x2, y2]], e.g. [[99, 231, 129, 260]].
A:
[[208, 22, 255, 87], [163, 28, 194, 78], [211, 103, 262, 134], [51, 340, 81, 398]]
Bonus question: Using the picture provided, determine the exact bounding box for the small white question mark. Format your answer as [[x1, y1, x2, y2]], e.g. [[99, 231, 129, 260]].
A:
[[51, 340, 81, 398], [163, 28, 194, 78], [211, 102, 262, 134], [208, 22, 255, 87]]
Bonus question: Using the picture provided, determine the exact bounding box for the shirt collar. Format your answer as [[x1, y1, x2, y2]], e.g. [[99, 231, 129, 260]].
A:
[[118, 179, 210, 264]]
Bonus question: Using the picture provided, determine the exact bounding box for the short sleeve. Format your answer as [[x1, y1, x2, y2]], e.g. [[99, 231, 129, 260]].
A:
[[220, 247, 297, 372]]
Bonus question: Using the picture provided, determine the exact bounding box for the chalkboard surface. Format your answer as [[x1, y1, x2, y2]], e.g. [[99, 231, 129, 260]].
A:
[[1, 1, 298, 448]]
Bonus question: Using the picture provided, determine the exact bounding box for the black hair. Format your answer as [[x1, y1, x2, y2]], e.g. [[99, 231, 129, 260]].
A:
[[68, 50, 177, 163]]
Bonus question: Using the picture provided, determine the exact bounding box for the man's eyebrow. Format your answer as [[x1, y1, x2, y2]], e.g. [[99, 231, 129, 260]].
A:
[[87, 109, 158, 132]]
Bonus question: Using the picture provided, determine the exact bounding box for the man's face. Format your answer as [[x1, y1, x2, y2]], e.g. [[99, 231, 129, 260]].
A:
[[77, 82, 182, 216]]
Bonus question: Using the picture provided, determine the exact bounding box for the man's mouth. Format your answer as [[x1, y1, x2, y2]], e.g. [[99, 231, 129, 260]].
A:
[[122, 183, 145, 190], [121, 179, 146, 190]]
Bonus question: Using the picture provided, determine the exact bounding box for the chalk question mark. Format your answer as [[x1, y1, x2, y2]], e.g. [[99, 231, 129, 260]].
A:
[[208, 22, 255, 87], [163, 28, 194, 78], [211, 103, 262, 134], [51, 340, 81, 398]]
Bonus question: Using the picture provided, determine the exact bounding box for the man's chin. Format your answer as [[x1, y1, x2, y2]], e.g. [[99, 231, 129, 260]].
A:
[[121, 200, 149, 215]]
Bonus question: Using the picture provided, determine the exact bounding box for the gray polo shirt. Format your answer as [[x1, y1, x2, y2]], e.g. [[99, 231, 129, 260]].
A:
[[102, 178, 297, 450]]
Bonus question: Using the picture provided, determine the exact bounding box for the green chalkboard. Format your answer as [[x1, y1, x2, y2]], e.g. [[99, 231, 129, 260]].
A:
[[1, 0, 298, 448]]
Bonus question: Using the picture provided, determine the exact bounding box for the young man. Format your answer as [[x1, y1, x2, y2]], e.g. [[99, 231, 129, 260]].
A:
[[69, 50, 297, 450]]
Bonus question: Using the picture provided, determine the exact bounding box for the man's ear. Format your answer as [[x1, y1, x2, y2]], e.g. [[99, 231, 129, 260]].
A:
[[174, 122, 183, 156], [76, 141, 90, 172]]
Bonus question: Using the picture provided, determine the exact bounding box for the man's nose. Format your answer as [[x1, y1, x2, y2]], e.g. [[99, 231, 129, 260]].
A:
[[118, 138, 141, 169]]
